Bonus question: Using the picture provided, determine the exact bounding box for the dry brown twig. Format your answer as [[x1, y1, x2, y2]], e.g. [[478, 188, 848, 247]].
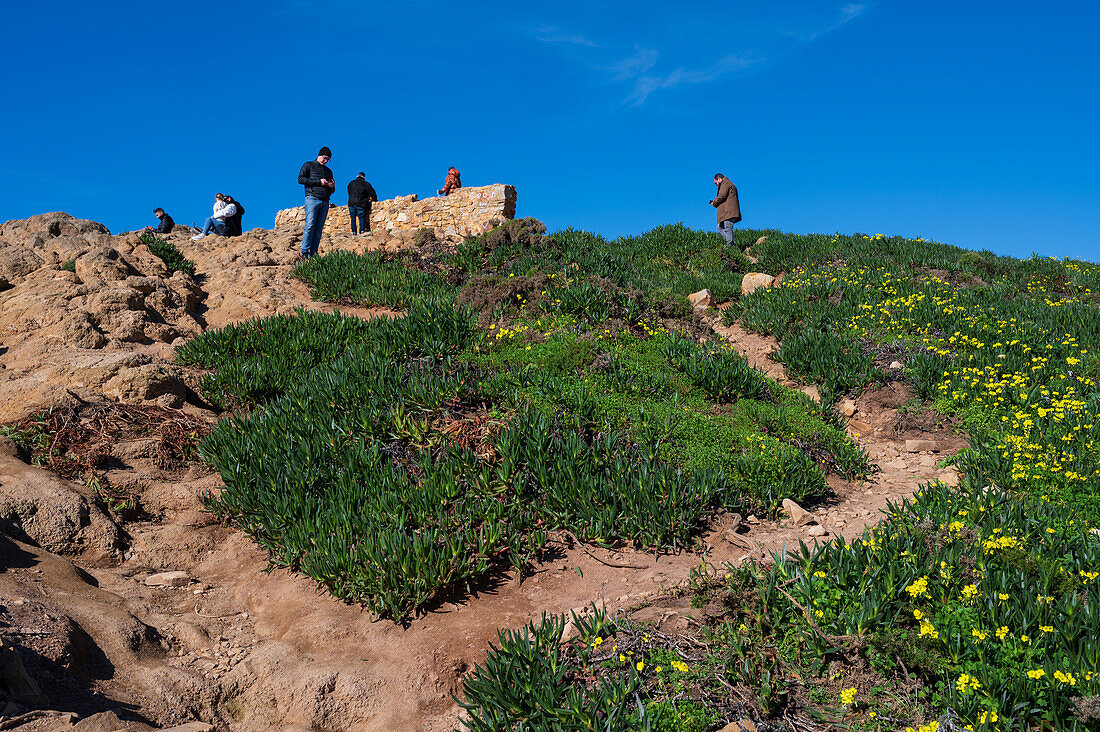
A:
[[561, 530, 649, 569]]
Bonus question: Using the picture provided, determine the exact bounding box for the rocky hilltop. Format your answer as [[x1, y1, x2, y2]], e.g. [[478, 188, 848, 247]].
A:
[[0, 213, 464, 731], [0, 212, 967, 731]]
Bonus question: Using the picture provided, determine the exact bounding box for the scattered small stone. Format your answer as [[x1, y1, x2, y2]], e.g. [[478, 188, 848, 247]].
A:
[[781, 498, 810, 526], [806, 525, 828, 538], [865, 489, 874, 495], [688, 289, 712, 309], [905, 438, 940, 453], [889, 360, 904, 369], [144, 571, 191, 588]]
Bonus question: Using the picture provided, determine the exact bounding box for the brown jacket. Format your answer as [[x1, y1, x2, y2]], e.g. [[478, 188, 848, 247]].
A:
[[712, 177, 741, 224]]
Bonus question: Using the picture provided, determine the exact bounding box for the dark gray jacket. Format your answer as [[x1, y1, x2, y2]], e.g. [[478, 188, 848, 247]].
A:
[[299, 160, 334, 201]]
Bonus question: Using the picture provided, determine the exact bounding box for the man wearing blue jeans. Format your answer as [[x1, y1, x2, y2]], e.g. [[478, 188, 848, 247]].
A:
[[297, 146, 335, 258]]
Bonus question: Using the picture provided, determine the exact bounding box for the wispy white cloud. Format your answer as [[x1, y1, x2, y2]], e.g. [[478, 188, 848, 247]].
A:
[[536, 26, 598, 47], [798, 2, 867, 40], [603, 45, 659, 81], [626, 54, 762, 106], [532, 3, 870, 106]]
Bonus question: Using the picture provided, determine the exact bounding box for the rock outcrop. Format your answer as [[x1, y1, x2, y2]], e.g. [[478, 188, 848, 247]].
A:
[[274, 184, 516, 240]]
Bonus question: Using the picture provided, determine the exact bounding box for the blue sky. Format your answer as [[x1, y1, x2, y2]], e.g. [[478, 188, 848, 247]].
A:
[[1, 1, 1097, 261]]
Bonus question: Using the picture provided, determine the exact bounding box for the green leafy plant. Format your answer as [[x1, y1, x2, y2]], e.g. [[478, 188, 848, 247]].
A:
[[139, 231, 196, 276]]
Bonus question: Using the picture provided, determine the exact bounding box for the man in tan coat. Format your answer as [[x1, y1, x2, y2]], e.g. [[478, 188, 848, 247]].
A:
[[710, 173, 741, 246]]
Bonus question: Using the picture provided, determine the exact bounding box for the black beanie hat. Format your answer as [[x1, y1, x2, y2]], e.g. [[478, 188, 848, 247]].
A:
[[318, 146, 332, 157]]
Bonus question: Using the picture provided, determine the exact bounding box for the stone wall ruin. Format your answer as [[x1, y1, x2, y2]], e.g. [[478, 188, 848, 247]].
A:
[[274, 184, 516, 239]]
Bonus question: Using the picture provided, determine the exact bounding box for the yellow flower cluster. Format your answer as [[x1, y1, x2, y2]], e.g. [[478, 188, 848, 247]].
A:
[[779, 261, 1100, 493], [956, 673, 981, 693], [905, 576, 931, 598], [906, 722, 939, 732]]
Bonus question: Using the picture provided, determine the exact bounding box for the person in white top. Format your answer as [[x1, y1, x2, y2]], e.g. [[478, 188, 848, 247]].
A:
[[193, 193, 237, 240]]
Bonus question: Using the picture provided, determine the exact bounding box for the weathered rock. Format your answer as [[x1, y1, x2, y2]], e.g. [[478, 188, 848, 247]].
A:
[[806, 525, 828, 537], [74, 246, 134, 284], [102, 363, 187, 406], [801, 385, 821, 402], [162, 723, 216, 732], [889, 360, 904, 369], [782, 498, 810, 526], [275, 184, 516, 241], [688, 289, 712, 309], [60, 310, 108, 349], [840, 399, 857, 417], [719, 719, 758, 732], [905, 439, 940, 453], [145, 571, 192, 588], [0, 437, 121, 557], [848, 419, 872, 435], [71, 711, 134, 731], [0, 638, 45, 709], [741, 272, 775, 296], [0, 246, 44, 284]]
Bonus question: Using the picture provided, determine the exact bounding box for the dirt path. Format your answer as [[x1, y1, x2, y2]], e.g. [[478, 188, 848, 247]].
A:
[[2, 263, 965, 730]]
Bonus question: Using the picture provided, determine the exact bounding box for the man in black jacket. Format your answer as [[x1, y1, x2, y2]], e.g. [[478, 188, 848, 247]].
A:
[[298, 146, 335, 258], [347, 173, 378, 235], [151, 208, 174, 234]]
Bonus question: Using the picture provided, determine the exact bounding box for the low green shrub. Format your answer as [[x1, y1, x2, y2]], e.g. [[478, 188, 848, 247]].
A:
[[775, 328, 881, 395], [292, 250, 451, 307], [175, 308, 378, 408], [139, 231, 196, 276]]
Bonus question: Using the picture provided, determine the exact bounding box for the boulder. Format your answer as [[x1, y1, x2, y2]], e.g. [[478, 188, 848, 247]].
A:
[[0, 246, 44, 284], [741, 273, 775, 296], [74, 247, 134, 285], [688, 289, 712, 309], [60, 310, 108, 349]]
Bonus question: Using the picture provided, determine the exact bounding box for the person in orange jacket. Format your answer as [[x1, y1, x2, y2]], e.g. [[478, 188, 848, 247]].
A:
[[438, 166, 461, 196]]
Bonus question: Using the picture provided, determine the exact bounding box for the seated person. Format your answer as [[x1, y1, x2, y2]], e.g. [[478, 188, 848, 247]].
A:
[[223, 195, 245, 236], [437, 166, 461, 196], [193, 193, 235, 239], [146, 207, 174, 234]]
